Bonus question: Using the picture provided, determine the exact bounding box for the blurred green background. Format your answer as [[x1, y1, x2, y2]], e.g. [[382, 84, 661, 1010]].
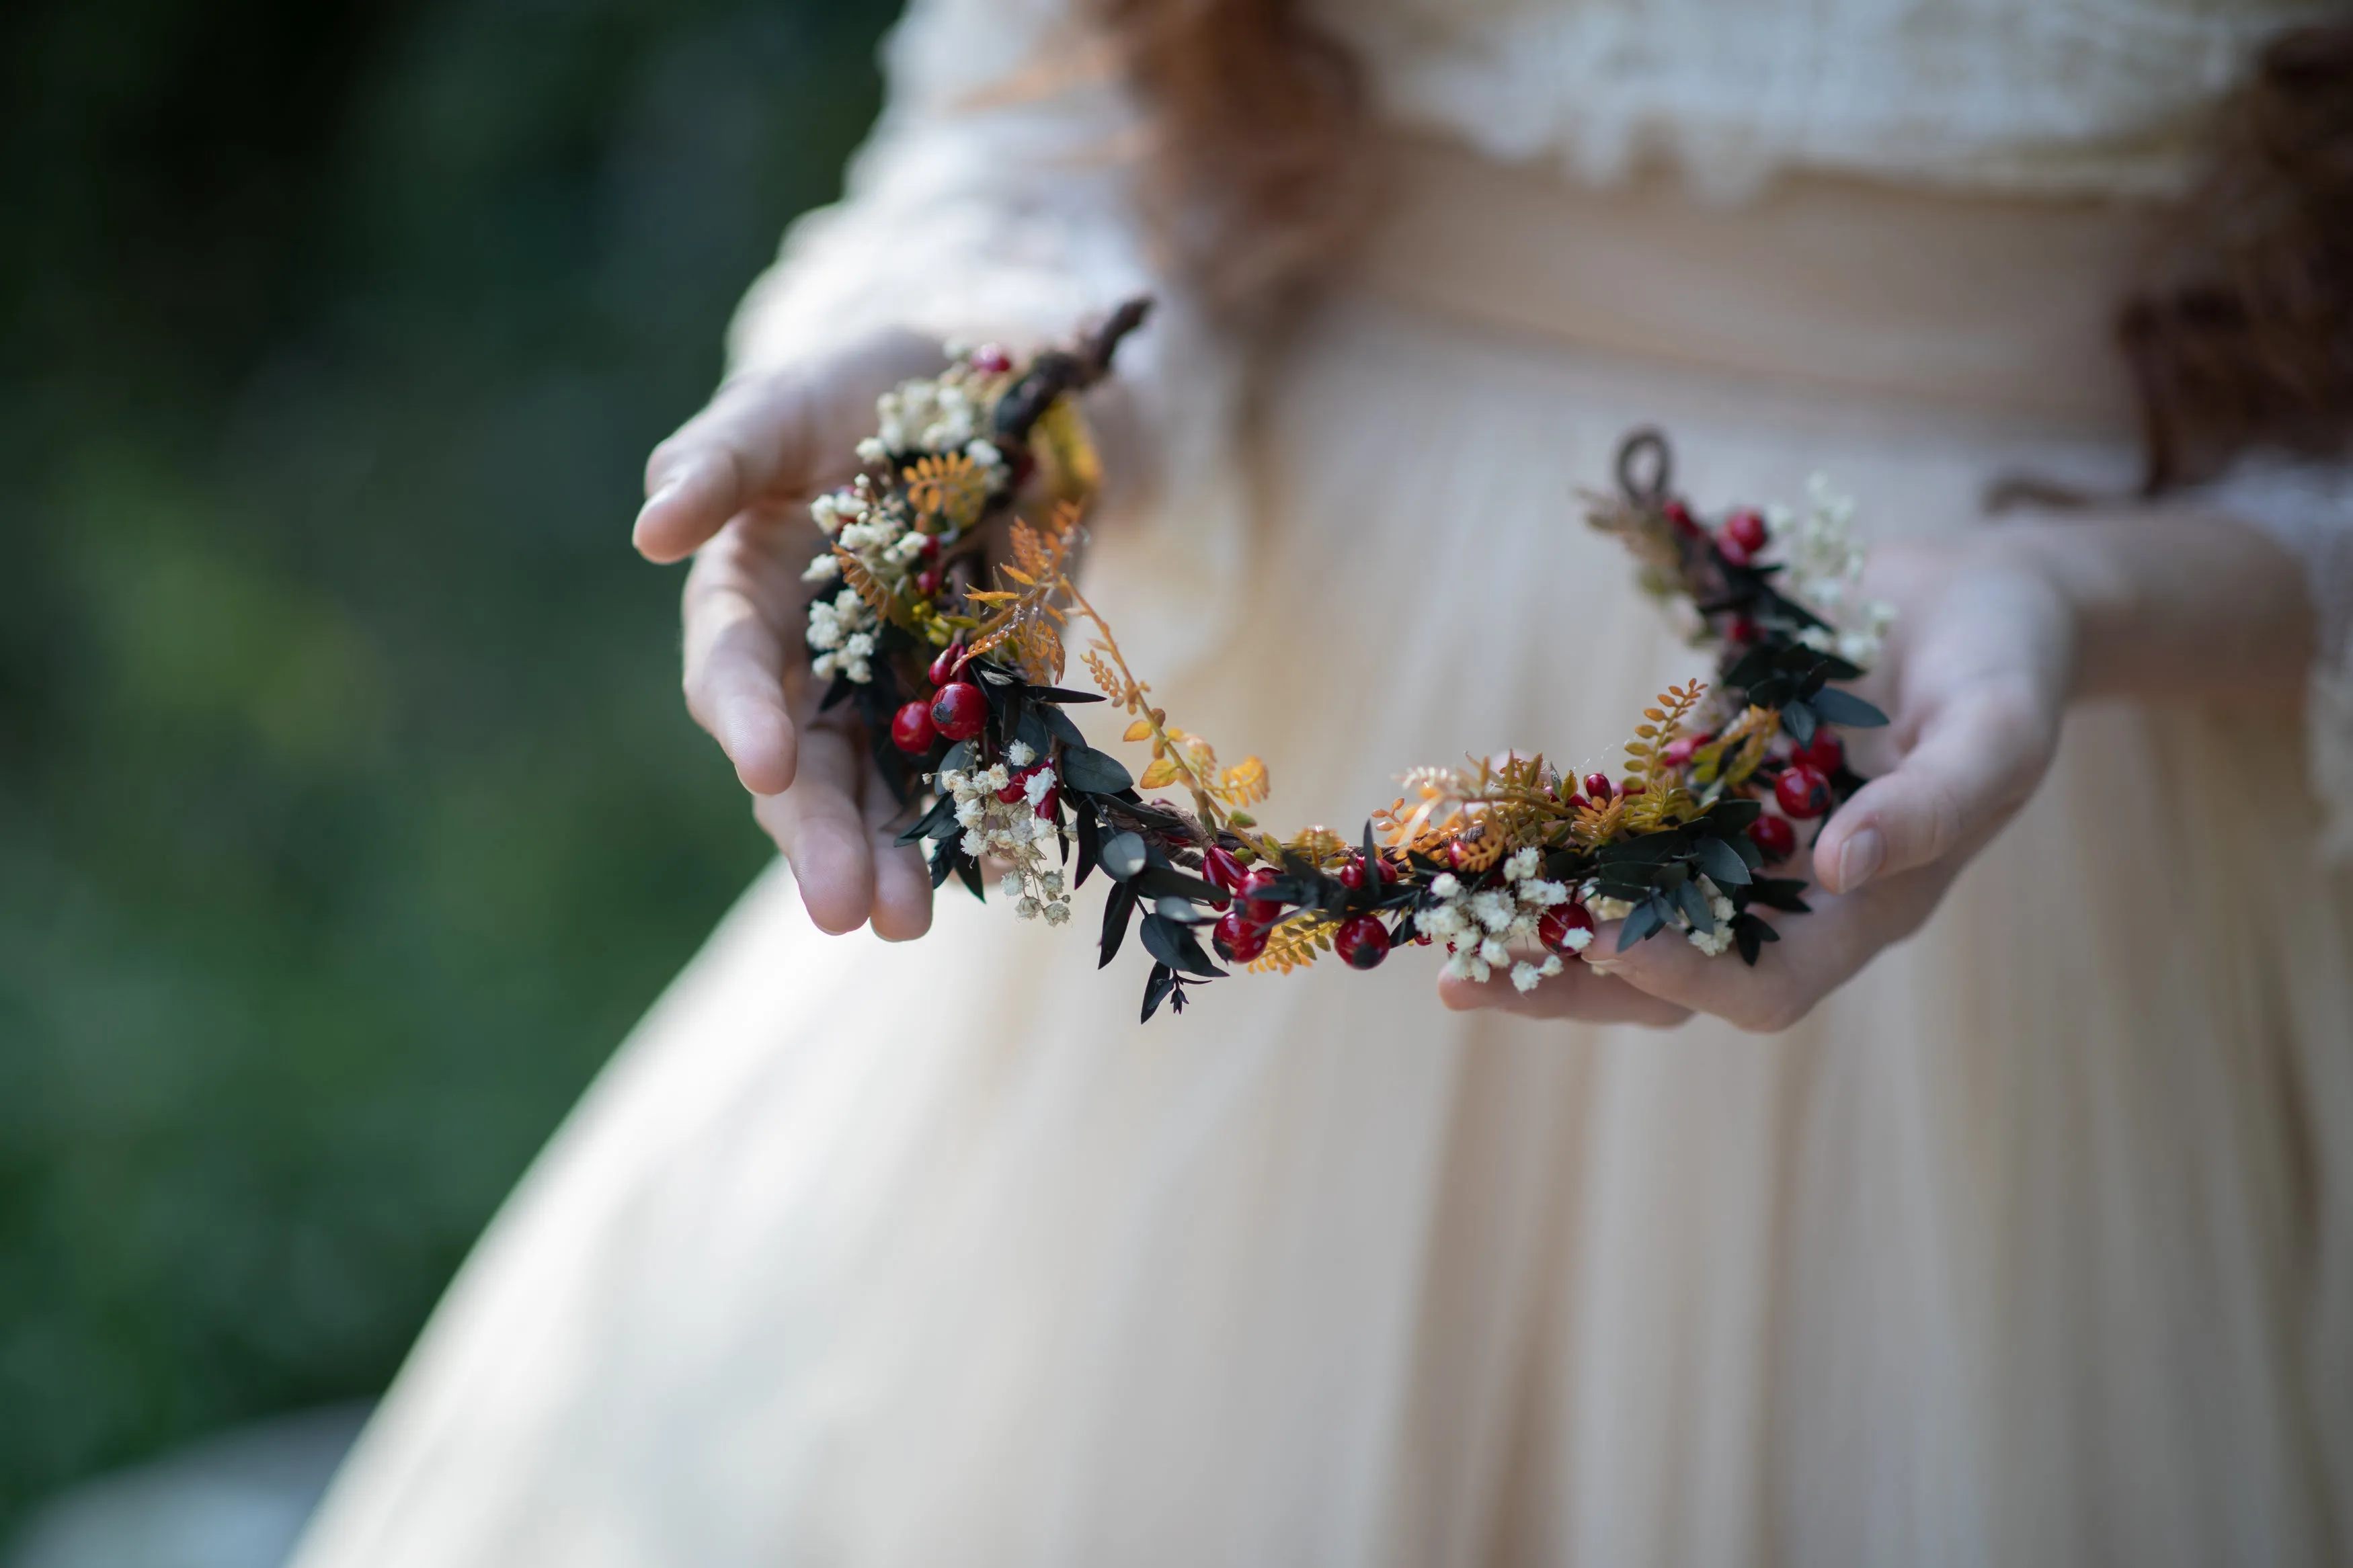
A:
[[0, 0, 898, 1535]]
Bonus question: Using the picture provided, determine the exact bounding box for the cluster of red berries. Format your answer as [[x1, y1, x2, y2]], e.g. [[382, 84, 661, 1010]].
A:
[[1204, 847, 1396, 971], [1746, 731, 1843, 862], [889, 645, 990, 755]]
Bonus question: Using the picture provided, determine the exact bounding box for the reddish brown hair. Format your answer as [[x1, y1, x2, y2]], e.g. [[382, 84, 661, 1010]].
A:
[[1099, 5, 2353, 485]]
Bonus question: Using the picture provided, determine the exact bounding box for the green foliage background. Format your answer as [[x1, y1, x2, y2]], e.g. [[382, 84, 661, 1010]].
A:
[[0, 0, 898, 1531]]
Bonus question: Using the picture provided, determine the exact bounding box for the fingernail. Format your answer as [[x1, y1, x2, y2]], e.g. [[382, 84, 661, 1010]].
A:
[[1837, 827, 1885, 891], [637, 477, 682, 522]]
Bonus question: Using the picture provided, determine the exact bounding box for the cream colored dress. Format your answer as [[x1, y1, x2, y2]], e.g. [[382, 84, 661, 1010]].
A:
[[294, 2, 2353, 1564]]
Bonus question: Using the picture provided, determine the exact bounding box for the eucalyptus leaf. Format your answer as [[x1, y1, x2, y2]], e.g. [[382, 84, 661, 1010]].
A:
[[939, 739, 973, 774], [1675, 877, 1715, 934], [1039, 704, 1086, 747], [1782, 699, 1817, 746], [1132, 865, 1223, 904], [1025, 685, 1107, 705], [1141, 963, 1177, 1023], [1140, 913, 1226, 979], [895, 792, 957, 847], [1100, 831, 1149, 881]]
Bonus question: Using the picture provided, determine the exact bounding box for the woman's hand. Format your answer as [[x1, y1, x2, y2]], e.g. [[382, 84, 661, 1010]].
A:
[[635, 329, 947, 940], [1439, 534, 2081, 1031]]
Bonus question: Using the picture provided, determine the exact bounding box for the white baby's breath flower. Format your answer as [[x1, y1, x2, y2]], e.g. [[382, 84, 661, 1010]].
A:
[[979, 765, 1010, 792], [1511, 961, 1544, 993], [1588, 895, 1636, 922], [1043, 900, 1071, 926], [1504, 847, 1541, 881], [1556, 925, 1593, 954], [1014, 896, 1041, 921], [1469, 890, 1516, 932], [1431, 874, 1462, 900], [999, 873, 1025, 899], [799, 552, 840, 584], [1540, 954, 1564, 977], [966, 438, 1001, 468], [1479, 938, 1510, 968], [1005, 741, 1036, 768], [854, 436, 887, 464], [1023, 770, 1055, 807], [1038, 870, 1064, 898]]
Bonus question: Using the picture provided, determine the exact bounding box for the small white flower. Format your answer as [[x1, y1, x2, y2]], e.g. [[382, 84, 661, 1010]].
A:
[[1511, 961, 1544, 993], [843, 632, 874, 659], [966, 438, 1001, 468], [1039, 870, 1064, 898], [854, 436, 887, 464], [1540, 955, 1564, 977], [999, 873, 1025, 899], [979, 766, 1010, 792], [1005, 741, 1036, 768], [1503, 848, 1541, 882], [1043, 900, 1071, 926], [1014, 896, 1041, 920], [1023, 770, 1055, 807], [1523, 878, 1569, 907], [800, 552, 840, 584], [1431, 873, 1462, 900], [1556, 926, 1593, 954], [1588, 895, 1636, 922], [1480, 938, 1510, 968], [955, 798, 986, 828], [960, 829, 987, 858]]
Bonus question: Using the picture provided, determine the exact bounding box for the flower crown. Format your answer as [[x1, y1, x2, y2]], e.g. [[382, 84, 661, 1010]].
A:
[[796, 300, 1891, 1021]]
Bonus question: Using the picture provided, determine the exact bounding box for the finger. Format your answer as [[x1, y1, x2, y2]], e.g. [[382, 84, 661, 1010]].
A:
[[682, 533, 797, 795], [1437, 956, 1694, 1028], [635, 333, 942, 563], [1811, 679, 2052, 894], [751, 726, 875, 935], [861, 759, 935, 943]]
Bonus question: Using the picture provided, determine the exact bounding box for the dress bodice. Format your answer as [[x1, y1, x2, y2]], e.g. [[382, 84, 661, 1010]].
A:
[[1315, 0, 2335, 201]]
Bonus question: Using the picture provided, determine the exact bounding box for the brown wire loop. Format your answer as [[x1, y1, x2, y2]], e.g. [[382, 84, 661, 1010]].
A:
[[1617, 427, 1673, 507]]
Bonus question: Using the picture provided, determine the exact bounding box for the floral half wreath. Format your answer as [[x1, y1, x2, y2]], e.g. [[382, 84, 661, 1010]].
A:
[[797, 298, 1895, 1022]]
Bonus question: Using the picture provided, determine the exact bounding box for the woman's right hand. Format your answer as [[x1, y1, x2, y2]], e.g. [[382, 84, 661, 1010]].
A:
[[633, 329, 949, 940]]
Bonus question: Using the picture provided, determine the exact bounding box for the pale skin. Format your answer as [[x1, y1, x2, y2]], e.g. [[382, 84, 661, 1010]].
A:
[[639, 325, 2316, 1027]]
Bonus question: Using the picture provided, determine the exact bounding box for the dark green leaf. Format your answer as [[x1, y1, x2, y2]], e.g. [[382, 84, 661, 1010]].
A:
[[895, 792, 957, 847], [1140, 913, 1226, 979], [1074, 806, 1101, 889], [939, 739, 974, 774], [1060, 746, 1133, 794], [1131, 865, 1223, 903], [1782, 700, 1817, 746], [1695, 835, 1751, 886], [1099, 882, 1137, 967], [957, 858, 986, 901], [1620, 899, 1665, 950], [1806, 686, 1888, 728], [1039, 704, 1086, 747], [1141, 963, 1177, 1022], [1025, 685, 1107, 705], [1675, 876, 1715, 933]]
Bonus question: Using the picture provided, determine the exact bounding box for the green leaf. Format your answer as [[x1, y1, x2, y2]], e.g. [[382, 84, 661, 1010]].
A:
[[1060, 745, 1133, 794], [1782, 699, 1817, 746], [1806, 686, 1888, 728], [1099, 881, 1137, 967], [1140, 913, 1226, 979], [1620, 899, 1665, 950], [1695, 835, 1751, 886], [895, 792, 957, 847], [1141, 962, 1177, 1022], [1131, 864, 1223, 904]]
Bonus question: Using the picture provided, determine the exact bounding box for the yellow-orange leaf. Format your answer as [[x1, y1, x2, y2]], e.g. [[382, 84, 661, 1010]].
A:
[[1122, 718, 1154, 743]]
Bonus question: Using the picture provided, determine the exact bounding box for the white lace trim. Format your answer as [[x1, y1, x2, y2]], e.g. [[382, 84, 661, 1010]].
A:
[[2200, 454, 2353, 862], [1315, 0, 2338, 202], [725, 0, 1248, 677]]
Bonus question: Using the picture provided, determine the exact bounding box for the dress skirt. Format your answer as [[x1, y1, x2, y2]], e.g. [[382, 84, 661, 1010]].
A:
[[292, 151, 2353, 1567]]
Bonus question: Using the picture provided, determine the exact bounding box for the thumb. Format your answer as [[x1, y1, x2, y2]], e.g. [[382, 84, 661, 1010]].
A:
[[1810, 683, 2055, 893]]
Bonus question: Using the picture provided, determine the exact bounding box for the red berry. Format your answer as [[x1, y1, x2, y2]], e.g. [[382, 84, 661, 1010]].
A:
[[1747, 814, 1797, 862], [1794, 731, 1843, 774], [1622, 782, 1645, 796], [916, 533, 941, 558], [1238, 866, 1285, 924], [1724, 509, 1769, 555], [927, 645, 967, 687], [969, 343, 1013, 375], [890, 700, 936, 754], [1565, 794, 1589, 814], [1663, 498, 1700, 538], [1775, 764, 1832, 820], [1446, 839, 1478, 872], [1213, 911, 1267, 963], [1032, 786, 1058, 820], [1717, 536, 1754, 569], [1583, 773, 1614, 801], [1728, 616, 1760, 645], [930, 681, 988, 741], [996, 765, 1037, 804], [1538, 903, 1595, 956], [1203, 847, 1245, 895], [1335, 915, 1391, 970], [1660, 732, 1710, 768], [914, 569, 943, 597], [1337, 853, 1394, 891]]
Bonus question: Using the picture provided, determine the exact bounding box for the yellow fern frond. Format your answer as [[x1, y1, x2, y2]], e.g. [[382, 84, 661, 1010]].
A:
[[1215, 755, 1269, 807], [1248, 915, 1335, 975]]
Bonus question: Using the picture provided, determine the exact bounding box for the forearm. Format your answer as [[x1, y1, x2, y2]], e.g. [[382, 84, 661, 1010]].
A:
[[1992, 510, 2316, 704]]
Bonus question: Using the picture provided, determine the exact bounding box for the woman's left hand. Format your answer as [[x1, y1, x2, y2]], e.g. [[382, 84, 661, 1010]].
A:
[[1439, 534, 2079, 1032]]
